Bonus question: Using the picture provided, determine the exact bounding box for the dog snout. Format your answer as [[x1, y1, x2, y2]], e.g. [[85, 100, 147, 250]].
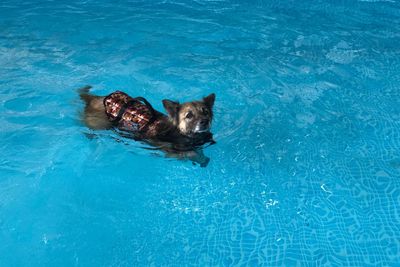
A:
[[200, 119, 209, 126]]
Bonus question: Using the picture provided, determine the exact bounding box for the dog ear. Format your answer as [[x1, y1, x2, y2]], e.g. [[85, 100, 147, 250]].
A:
[[162, 99, 180, 118], [203, 93, 215, 109]]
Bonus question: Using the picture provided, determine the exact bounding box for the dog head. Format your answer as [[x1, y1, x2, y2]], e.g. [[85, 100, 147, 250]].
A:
[[162, 93, 215, 136]]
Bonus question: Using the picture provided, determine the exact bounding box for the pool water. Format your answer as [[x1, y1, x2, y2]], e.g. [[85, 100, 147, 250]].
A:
[[1, 0, 400, 266]]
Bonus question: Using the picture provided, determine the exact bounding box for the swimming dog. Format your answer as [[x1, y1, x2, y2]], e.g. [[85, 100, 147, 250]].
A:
[[79, 86, 215, 166]]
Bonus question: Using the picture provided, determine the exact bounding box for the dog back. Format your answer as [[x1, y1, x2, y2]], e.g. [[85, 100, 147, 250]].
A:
[[104, 91, 154, 132]]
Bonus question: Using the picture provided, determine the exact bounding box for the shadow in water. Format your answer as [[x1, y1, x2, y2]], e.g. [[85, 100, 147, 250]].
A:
[[83, 130, 215, 167]]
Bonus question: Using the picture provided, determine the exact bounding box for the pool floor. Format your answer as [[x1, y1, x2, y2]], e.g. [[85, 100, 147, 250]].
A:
[[1, 0, 400, 266]]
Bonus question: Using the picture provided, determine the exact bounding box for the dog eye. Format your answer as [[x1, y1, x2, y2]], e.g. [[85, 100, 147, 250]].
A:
[[186, 112, 193, 119], [202, 108, 209, 115]]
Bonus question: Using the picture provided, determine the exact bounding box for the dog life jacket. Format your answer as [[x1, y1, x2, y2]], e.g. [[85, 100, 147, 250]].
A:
[[103, 91, 156, 132]]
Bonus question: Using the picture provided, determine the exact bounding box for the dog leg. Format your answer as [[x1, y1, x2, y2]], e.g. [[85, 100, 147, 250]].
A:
[[164, 149, 210, 167]]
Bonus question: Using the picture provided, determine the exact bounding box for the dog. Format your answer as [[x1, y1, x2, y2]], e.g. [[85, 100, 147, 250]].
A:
[[78, 86, 215, 166]]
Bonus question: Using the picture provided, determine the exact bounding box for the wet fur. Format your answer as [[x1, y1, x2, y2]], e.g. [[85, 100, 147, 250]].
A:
[[79, 86, 113, 130], [78, 86, 215, 166]]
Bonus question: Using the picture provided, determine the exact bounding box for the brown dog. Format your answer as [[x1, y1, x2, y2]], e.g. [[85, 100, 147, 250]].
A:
[[79, 86, 215, 166]]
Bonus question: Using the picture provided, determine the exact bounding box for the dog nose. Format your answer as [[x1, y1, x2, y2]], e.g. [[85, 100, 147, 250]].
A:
[[200, 119, 209, 126]]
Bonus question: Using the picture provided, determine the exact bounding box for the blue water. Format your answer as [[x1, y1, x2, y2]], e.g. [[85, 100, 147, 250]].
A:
[[1, 0, 400, 266]]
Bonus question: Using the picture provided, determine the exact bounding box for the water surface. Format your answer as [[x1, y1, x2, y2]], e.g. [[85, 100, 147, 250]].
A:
[[1, 0, 400, 266]]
